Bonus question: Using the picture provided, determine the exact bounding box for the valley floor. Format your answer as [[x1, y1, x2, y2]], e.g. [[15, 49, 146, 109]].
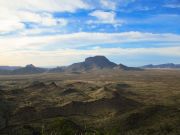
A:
[[0, 69, 180, 135]]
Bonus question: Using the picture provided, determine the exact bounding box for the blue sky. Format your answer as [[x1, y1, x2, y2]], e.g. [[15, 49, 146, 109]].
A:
[[0, 0, 180, 66]]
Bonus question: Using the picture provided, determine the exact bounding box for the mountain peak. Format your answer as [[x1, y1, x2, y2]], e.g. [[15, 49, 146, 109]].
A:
[[11, 64, 46, 74], [25, 64, 35, 68]]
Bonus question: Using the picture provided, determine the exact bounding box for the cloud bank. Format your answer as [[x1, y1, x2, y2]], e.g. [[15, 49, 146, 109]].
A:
[[0, 0, 180, 66]]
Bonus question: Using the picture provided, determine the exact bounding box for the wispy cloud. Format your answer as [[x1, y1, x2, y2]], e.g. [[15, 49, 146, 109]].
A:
[[0, 31, 180, 66], [164, 3, 180, 8], [89, 10, 115, 23], [88, 10, 123, 27], [100, 0, 116, 10], [1, 32, 180, 52]]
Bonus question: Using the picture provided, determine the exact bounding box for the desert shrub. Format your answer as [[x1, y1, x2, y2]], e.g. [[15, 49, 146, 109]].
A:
[[43, 118, 83, 135]]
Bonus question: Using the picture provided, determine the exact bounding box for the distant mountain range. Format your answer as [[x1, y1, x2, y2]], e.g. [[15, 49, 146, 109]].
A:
[[142, 63, 180, 69], [0, 56, 142, 75], [0, 56, 179, 75], [49, 56, 142, 73], [0, 64, 46, 75], [11, 64, 47, 74], [0, 66, 21, 70]]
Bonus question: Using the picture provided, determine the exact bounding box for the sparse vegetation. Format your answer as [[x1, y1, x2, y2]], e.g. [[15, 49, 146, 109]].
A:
[[0, 69, 180, 135]]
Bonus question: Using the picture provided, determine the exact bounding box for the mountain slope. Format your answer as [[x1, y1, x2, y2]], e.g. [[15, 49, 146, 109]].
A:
[[114, 64, 143, 71]]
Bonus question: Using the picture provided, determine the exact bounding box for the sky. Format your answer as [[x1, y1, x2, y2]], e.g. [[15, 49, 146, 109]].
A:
[[0, 0, 180, 67]]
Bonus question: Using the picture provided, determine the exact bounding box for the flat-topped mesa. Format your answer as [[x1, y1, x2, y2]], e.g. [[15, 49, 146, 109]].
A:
[[84, 56, 117, 68], [85, 56, 110, 63], [25, 64, 36, 68], [67, 56, 117, 71]]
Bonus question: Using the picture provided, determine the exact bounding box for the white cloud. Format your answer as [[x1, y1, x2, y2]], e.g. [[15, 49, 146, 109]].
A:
[[90, 10, 115, 23], [1, 32, 180, 52], [0, 0, 89, 33], [18, 11, 68, 27], [0, 20, 25, 34], [89, 10, 123, 26], [100, 0, 116, 10], [0, 31, 180, 66], [0, 0, 89, 13], [0, 11, 66, 33], [0, 9, 68, 33], [18, 26, 66, 36]]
